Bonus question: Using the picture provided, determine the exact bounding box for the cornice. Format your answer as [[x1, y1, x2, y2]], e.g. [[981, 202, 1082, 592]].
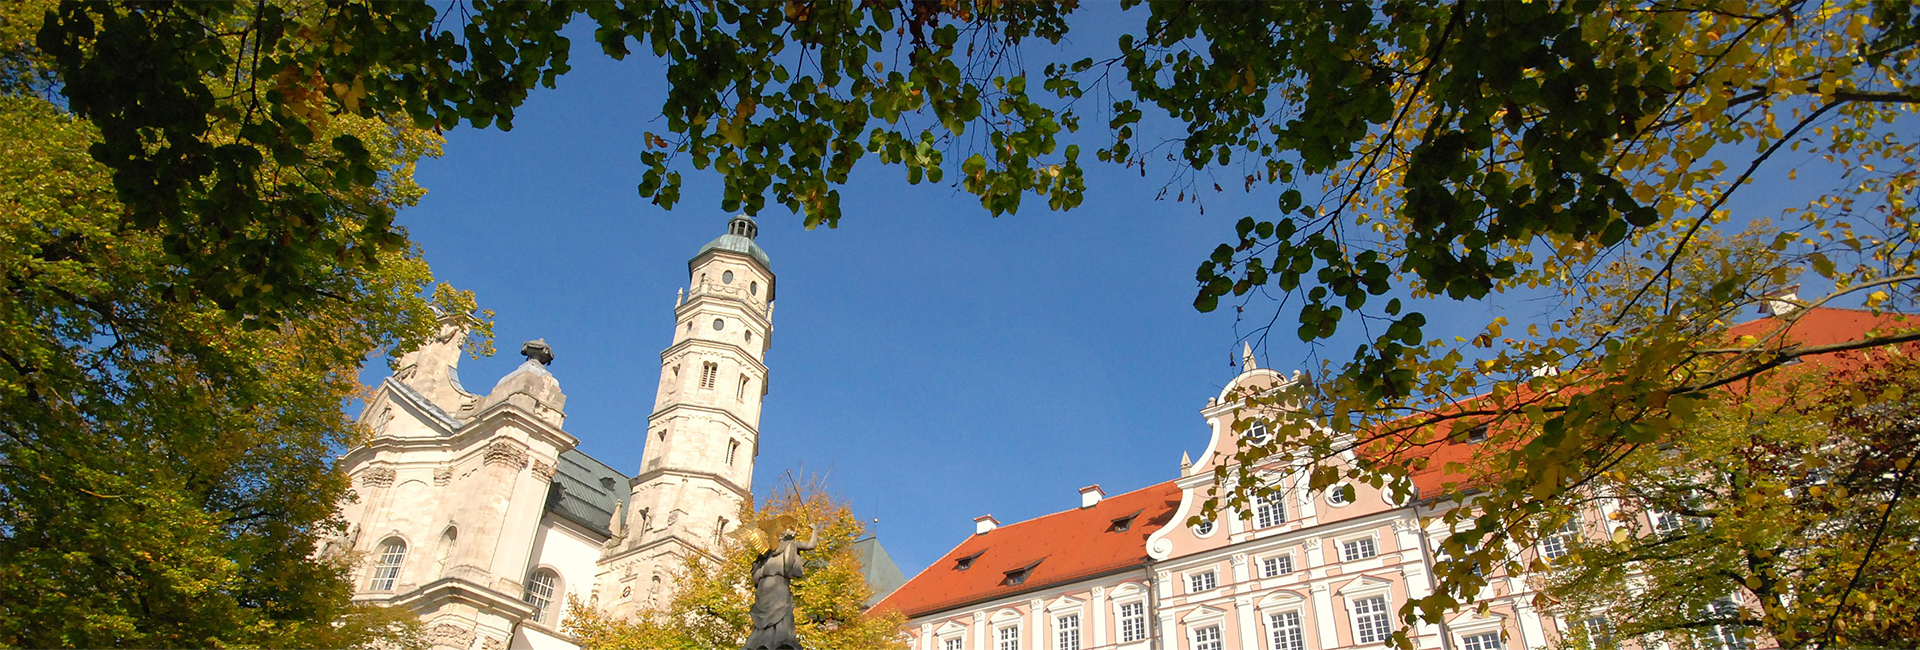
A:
[[657, 338, 769, 375], [630, 466, 750, 498], [341, 400, 576, 468], [645, 402, 761, 437], [385, 575, 536, 620]]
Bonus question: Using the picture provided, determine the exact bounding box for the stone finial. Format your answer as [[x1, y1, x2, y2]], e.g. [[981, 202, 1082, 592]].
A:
[[521, 339, 554, 366], [1242, 342, 1258, 370]]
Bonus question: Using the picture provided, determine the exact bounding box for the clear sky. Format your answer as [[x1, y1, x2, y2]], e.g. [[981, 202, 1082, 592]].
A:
[[370, 8, 1312, 579], [364, 6, 1847, 581]]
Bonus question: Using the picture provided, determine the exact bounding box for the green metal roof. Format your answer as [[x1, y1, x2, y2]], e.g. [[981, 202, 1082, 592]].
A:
[[692, 233, 772, 271]]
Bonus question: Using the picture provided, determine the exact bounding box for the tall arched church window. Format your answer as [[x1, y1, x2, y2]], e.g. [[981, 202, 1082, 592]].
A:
[[523, 569, 559, 624], [370, 538, 407, 591], [727, 439, 740, 465]]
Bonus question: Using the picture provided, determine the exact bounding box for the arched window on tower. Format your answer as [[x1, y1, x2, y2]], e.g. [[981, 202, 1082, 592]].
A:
[[727, 439, 740, 466], [737, 375, 750, 401], [523, 568, 559, 624], [715, 517, 729, 545], [700, 362, 718, 389], [369, 538, 407, 591]]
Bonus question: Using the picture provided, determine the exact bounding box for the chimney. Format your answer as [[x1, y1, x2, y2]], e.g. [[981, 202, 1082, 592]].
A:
[[974, 515, 999, 535], [1763, 285, 1801, 317], [1079, 485, 1105, 509]]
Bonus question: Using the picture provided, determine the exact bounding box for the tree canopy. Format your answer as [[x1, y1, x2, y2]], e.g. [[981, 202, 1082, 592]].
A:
[[564, 476, 905, 650], [24, 1, 1920, 647], [1, 1, 481, 645]]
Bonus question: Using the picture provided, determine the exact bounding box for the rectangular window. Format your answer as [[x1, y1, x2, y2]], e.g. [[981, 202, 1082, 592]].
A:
[[1193, 625, 1222, 650], [1267, 612, 1304, 650], [1261, 554, 1295, 578], [1342, 537, 1378, 562], [1571, 618, 1614, 650], [700, 362, 718, 389], [1353, 595, 1392, 645], [1653, 510, 1685, 535], [1188, 570, 1217, 593], [1541, 519, 1580, 560], [1119, 602, 1146, 643], [1706, 598, 1748, 650], [1055, 614, 1080, 650], [1461, 632, 1503, 650], [1255, 492, 1287, 529], [944, 638, 964, 650], [998, 626, 1020, 650]]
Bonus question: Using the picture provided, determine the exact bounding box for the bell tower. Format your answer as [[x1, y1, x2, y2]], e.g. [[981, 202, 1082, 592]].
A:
[[598, 215, 774, 614]]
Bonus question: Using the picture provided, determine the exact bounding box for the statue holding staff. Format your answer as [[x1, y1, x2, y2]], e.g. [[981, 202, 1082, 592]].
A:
[[739, 514, 818, 650]]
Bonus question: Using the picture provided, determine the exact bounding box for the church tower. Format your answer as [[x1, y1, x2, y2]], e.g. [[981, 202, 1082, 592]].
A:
[[597, 215, 774, 614]]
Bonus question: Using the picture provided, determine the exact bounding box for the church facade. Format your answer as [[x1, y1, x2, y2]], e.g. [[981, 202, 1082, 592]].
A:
[[330, 216, 900, 650]]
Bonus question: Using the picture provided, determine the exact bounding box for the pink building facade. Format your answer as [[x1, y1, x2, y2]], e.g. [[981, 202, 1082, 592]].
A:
[[876, 352, 1586, 650]]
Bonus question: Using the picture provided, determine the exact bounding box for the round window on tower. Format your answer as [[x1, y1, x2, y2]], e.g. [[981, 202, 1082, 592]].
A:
[[750, 281, 758, 296], [722, 270, 735, 284], [712, 318, 725, 331]]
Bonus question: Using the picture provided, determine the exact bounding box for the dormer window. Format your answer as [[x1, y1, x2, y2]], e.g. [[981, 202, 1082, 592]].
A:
[[1109, 510, 1143, 533], [1467, 426, 1488, 443], [1001, 559, 1043, 586], [954, 550, 985, 571]]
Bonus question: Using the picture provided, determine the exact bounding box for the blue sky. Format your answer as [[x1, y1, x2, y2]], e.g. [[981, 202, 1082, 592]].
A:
[[365, 6, 1856, 579], [369, 7, 1335, 578]]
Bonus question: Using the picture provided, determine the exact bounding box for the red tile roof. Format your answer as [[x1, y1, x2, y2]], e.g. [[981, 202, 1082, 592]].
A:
[[872, 480, 1181, 619], [1398, 307, 1915, 498]]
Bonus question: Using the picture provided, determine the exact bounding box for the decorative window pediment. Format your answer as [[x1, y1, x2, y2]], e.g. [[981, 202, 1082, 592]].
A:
[[1181, 605, 1228, 624], [1258, 590, 1308, 609], [1335, 574, 1395, 596], [1045, 595, 1085, 613]]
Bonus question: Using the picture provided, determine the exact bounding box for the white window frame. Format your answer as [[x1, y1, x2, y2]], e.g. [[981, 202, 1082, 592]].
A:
[[1053, 613, 1080, 650], [1193, 519, 1217, 537], [1187, 569, 1218, 593], [1191, 624, 1223, 650], [1652, 509, 1686, 535], [1349, 594, 1393, 646], [1116, 600, 1147, 643], [369, 537, 408, 591], [1255, 492, 1287, 529], [1266, 610, 1305, 650], [1460, 631, 1503, 650], [522, 568, 560, 625], [996, 624, 1021, 650], [1260, 553, 1295, 578], [1567, 616, 1614, 650], [1341, 535, 1379, 562], [942, 636, 965, 650], [1540, 518, 1580, 560], [1246, 420, 1270, 445], [1325, 484, 1353, 507]]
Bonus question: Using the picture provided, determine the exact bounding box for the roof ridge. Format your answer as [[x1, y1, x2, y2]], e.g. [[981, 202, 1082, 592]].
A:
[[979, 479, 1178, 533]]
